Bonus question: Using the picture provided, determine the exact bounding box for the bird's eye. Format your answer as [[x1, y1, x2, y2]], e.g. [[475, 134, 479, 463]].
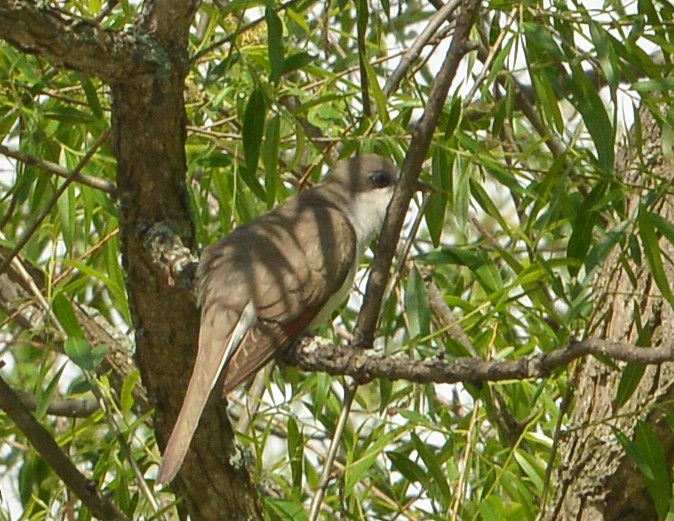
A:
[[370, 170, 392, 189]]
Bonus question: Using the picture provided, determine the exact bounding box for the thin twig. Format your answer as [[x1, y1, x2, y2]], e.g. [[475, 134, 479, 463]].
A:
[[0, 144, 116, 194], [357, 2, 372, 117], [384, 0, 461, 97], [0, 365, 130, 521], [308, 379, 358, 521], [0, 129, 112, 277]]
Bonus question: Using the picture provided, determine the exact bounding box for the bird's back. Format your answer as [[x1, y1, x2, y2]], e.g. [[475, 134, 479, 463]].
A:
[[197, 194, 357, 391]]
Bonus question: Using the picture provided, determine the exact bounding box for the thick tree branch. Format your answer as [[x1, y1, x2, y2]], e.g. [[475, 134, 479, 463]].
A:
[[352, 0, 481, 348], [144, 206, 674, 392], [288, 338, 674, 385], [0, 0, 157, 83], [0, 367, 130, 521]]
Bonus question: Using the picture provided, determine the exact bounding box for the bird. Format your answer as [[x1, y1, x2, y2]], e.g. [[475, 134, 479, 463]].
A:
[[157, 154, 425, 484]]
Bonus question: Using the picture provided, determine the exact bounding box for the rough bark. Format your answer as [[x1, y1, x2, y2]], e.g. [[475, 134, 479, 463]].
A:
[[544, 109, 674, 520], [110, 5, 263, 521], [0, 0, 157, 83]]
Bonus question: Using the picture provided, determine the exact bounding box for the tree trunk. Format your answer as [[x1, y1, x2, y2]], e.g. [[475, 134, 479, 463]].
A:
[[109, 26, 263, 521], [544, 108, 674, 520]]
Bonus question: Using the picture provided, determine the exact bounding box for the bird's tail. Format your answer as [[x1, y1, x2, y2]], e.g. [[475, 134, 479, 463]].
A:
[[157, 301, 256, 484]]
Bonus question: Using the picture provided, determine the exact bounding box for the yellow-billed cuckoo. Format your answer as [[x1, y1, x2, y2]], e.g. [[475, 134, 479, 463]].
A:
[[158, 155, 423, 484]]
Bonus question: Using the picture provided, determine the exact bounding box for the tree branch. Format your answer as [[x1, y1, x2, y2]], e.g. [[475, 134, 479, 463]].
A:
[[16, 391, 100, 418], [0, 0, 157, 83], [0, 144, 117, 194], [288, 337, 674, 385], [0, 129, 111, 277], [384, 0, 460, 97], [352, 0, 482, 348], [0, 366, 130, 521]]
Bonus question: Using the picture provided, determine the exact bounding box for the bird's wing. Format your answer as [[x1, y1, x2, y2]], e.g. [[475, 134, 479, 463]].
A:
[[220, 201, 357, 392]]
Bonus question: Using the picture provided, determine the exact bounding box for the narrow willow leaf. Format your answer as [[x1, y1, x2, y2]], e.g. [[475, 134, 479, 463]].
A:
[[263, 114, 280, 209], [52, 292, 84, 338], [242, 86, 267, 179], [282, 52, 315, 76], [568, 62, 615, 172], [264, 498, 309, 521], [405, 266, 431, 338], [425, 146, 452, 247], [78, 75, 103, 119], [638, 207, 674, 308], [387, 450, 426, 484], [287, 417, 304, 497], [567, 182, 607, 275], [64, 338, 108, 371], [35, 364, 66, 420], [411, 432, 451, 501], [363, 59, 389, 123], [265, 3, 284, 83], [614, 363, 646, 409], [584, 220, 629, 274], [634, 421, 671, 518], [121, 370, 140, 414]]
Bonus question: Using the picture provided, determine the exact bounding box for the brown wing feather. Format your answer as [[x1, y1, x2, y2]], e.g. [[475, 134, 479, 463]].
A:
[[158, 197, 356, 483], [219, 198, 357, 391]]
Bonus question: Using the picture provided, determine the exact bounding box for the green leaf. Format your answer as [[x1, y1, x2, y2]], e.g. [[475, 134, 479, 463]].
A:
[[425, 146, 452, 247], [638, 207, 674, 309], [420, 247, 502, 293], [35, 363, 67, 420], [282, 52, 315, 76], [523, 22, 564, 59], [43, 106, 97, 124], [632, 77, 674, 93], [478, 496, 505, 521], [567, 182, 607, 275], [635, 421, 672, 518], [648, 213, 674, 245], [345, 426, 402, 496], [363, 59, 389, 123], [411, 432, 451, 501], [265, 3, 284, 83], [287, 417, 304, 497], [263, 114, 280, 208], [56, 182, 76, 252], [121, 370, 140, 414], [264, 498, 309, 521], [584, 220, 629, 274], [78, 75, 103, 119], [64, 338, 108, 371], [568, 62, 615, 172], [242, 86, 268, 178], [387, 450, 427, 484], [405, 266, 431, 338], [52, 292, 84, 339], [452, 156, 470, 228], [614, 363, 646, 409]]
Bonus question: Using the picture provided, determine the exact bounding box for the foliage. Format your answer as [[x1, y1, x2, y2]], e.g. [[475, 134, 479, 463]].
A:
[[0, 0, 673, 519]]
